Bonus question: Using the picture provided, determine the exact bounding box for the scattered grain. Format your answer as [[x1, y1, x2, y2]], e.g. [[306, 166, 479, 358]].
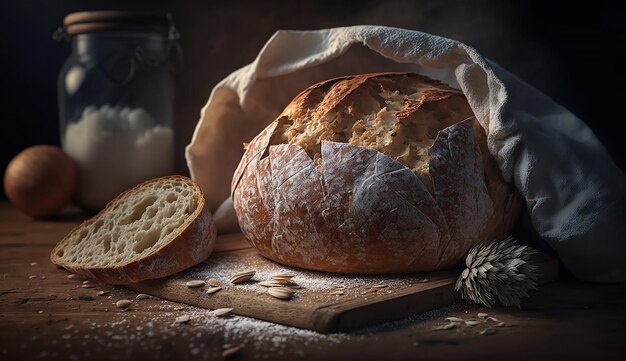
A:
[[230, 270, 255, 285], [174, 315, 190, 324], [206, 287, 222, 295], [115, 300, 132, 309], [258, 280, 283, 288], [185, 280, 206, 288], [211, 308, 234, 317], [267, 287, 294, 300], [432, 323, 456, 331], [222, 345, 242, 358], [136, 294, 150, 300], [208, 278, 221, 287], [272, 273, 295, 284], [272, 272, 295, 279]]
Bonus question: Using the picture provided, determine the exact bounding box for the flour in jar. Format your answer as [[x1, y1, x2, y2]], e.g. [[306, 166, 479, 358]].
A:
[[63, 105, 173, 210]]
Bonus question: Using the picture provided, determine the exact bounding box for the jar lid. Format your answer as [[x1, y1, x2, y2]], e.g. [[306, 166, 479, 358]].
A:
[[62, 11, 174, 37]]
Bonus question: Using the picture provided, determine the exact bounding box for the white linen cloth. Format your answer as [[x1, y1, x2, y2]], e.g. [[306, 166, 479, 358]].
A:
[[186, 26, 626, 282]]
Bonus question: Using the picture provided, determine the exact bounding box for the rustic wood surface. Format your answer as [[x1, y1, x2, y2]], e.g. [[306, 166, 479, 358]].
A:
[[128, 234, 559, 333], [1, 201, 625, 360]]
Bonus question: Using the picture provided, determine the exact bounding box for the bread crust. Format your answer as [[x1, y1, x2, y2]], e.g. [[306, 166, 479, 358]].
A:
[[232, 73, 521, 274], [50, 176, 217, 284]]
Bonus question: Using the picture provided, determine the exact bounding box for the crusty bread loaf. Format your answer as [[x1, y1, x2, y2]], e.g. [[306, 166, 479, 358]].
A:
[[231, 73, 521, 274], [51, 176, 216, 284]]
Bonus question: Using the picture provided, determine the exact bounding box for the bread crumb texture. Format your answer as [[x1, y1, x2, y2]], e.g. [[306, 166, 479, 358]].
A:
[[55, 177, 200, 267]]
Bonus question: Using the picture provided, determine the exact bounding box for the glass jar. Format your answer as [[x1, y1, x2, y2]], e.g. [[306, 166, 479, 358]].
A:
[[56, 12, 181, 211]]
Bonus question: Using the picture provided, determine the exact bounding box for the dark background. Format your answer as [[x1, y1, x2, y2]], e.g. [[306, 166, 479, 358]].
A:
[[1, 0, 624, 200]]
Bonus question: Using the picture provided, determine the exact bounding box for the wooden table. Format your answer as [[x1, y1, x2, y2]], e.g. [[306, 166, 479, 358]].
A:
[[1, 201, 625, 360]]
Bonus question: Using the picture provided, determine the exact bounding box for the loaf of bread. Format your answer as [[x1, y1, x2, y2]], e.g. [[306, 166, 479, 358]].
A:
[[231, 73, 521, 274], [51, 176, 216, 284]]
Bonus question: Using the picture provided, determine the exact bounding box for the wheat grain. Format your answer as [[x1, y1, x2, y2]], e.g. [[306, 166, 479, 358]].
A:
[[432, 323, 456, 331], [115, 299, 132, 309], [205, 287, 222, 295], [211, 308, 234, 317], [185, 280, 206, 288], [267, 287, 294, 300], [272, 272, 295, 280], [258, 280, 284, 287], [230, 270, 255, 284], [222, 345, 242, 358], [174, 315, 190, 324]]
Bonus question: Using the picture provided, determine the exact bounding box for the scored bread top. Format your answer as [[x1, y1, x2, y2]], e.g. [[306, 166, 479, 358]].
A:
[[268, 73, 473, 189], [51, 176, 216, 284]]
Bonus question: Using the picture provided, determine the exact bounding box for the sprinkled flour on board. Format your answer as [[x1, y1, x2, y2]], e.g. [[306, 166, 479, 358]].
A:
[[186, 250, 431, 297]]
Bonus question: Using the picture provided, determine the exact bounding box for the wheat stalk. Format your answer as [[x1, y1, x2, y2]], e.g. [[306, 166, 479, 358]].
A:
[[455, 236, 539, 308]]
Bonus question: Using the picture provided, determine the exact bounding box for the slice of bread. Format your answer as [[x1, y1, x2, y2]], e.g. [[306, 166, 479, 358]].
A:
[[51, 176, 216, 284]]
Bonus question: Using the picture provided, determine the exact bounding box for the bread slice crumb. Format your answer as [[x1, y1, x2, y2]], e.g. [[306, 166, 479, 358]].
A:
[[51, 176, 216, 284]]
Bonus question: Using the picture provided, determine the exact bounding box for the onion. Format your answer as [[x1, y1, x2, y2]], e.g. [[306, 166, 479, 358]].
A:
[[3, 145, 77, 219]]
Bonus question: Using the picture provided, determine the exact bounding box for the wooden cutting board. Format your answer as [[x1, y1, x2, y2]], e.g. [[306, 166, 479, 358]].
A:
[[128, 233, 559, 333]]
